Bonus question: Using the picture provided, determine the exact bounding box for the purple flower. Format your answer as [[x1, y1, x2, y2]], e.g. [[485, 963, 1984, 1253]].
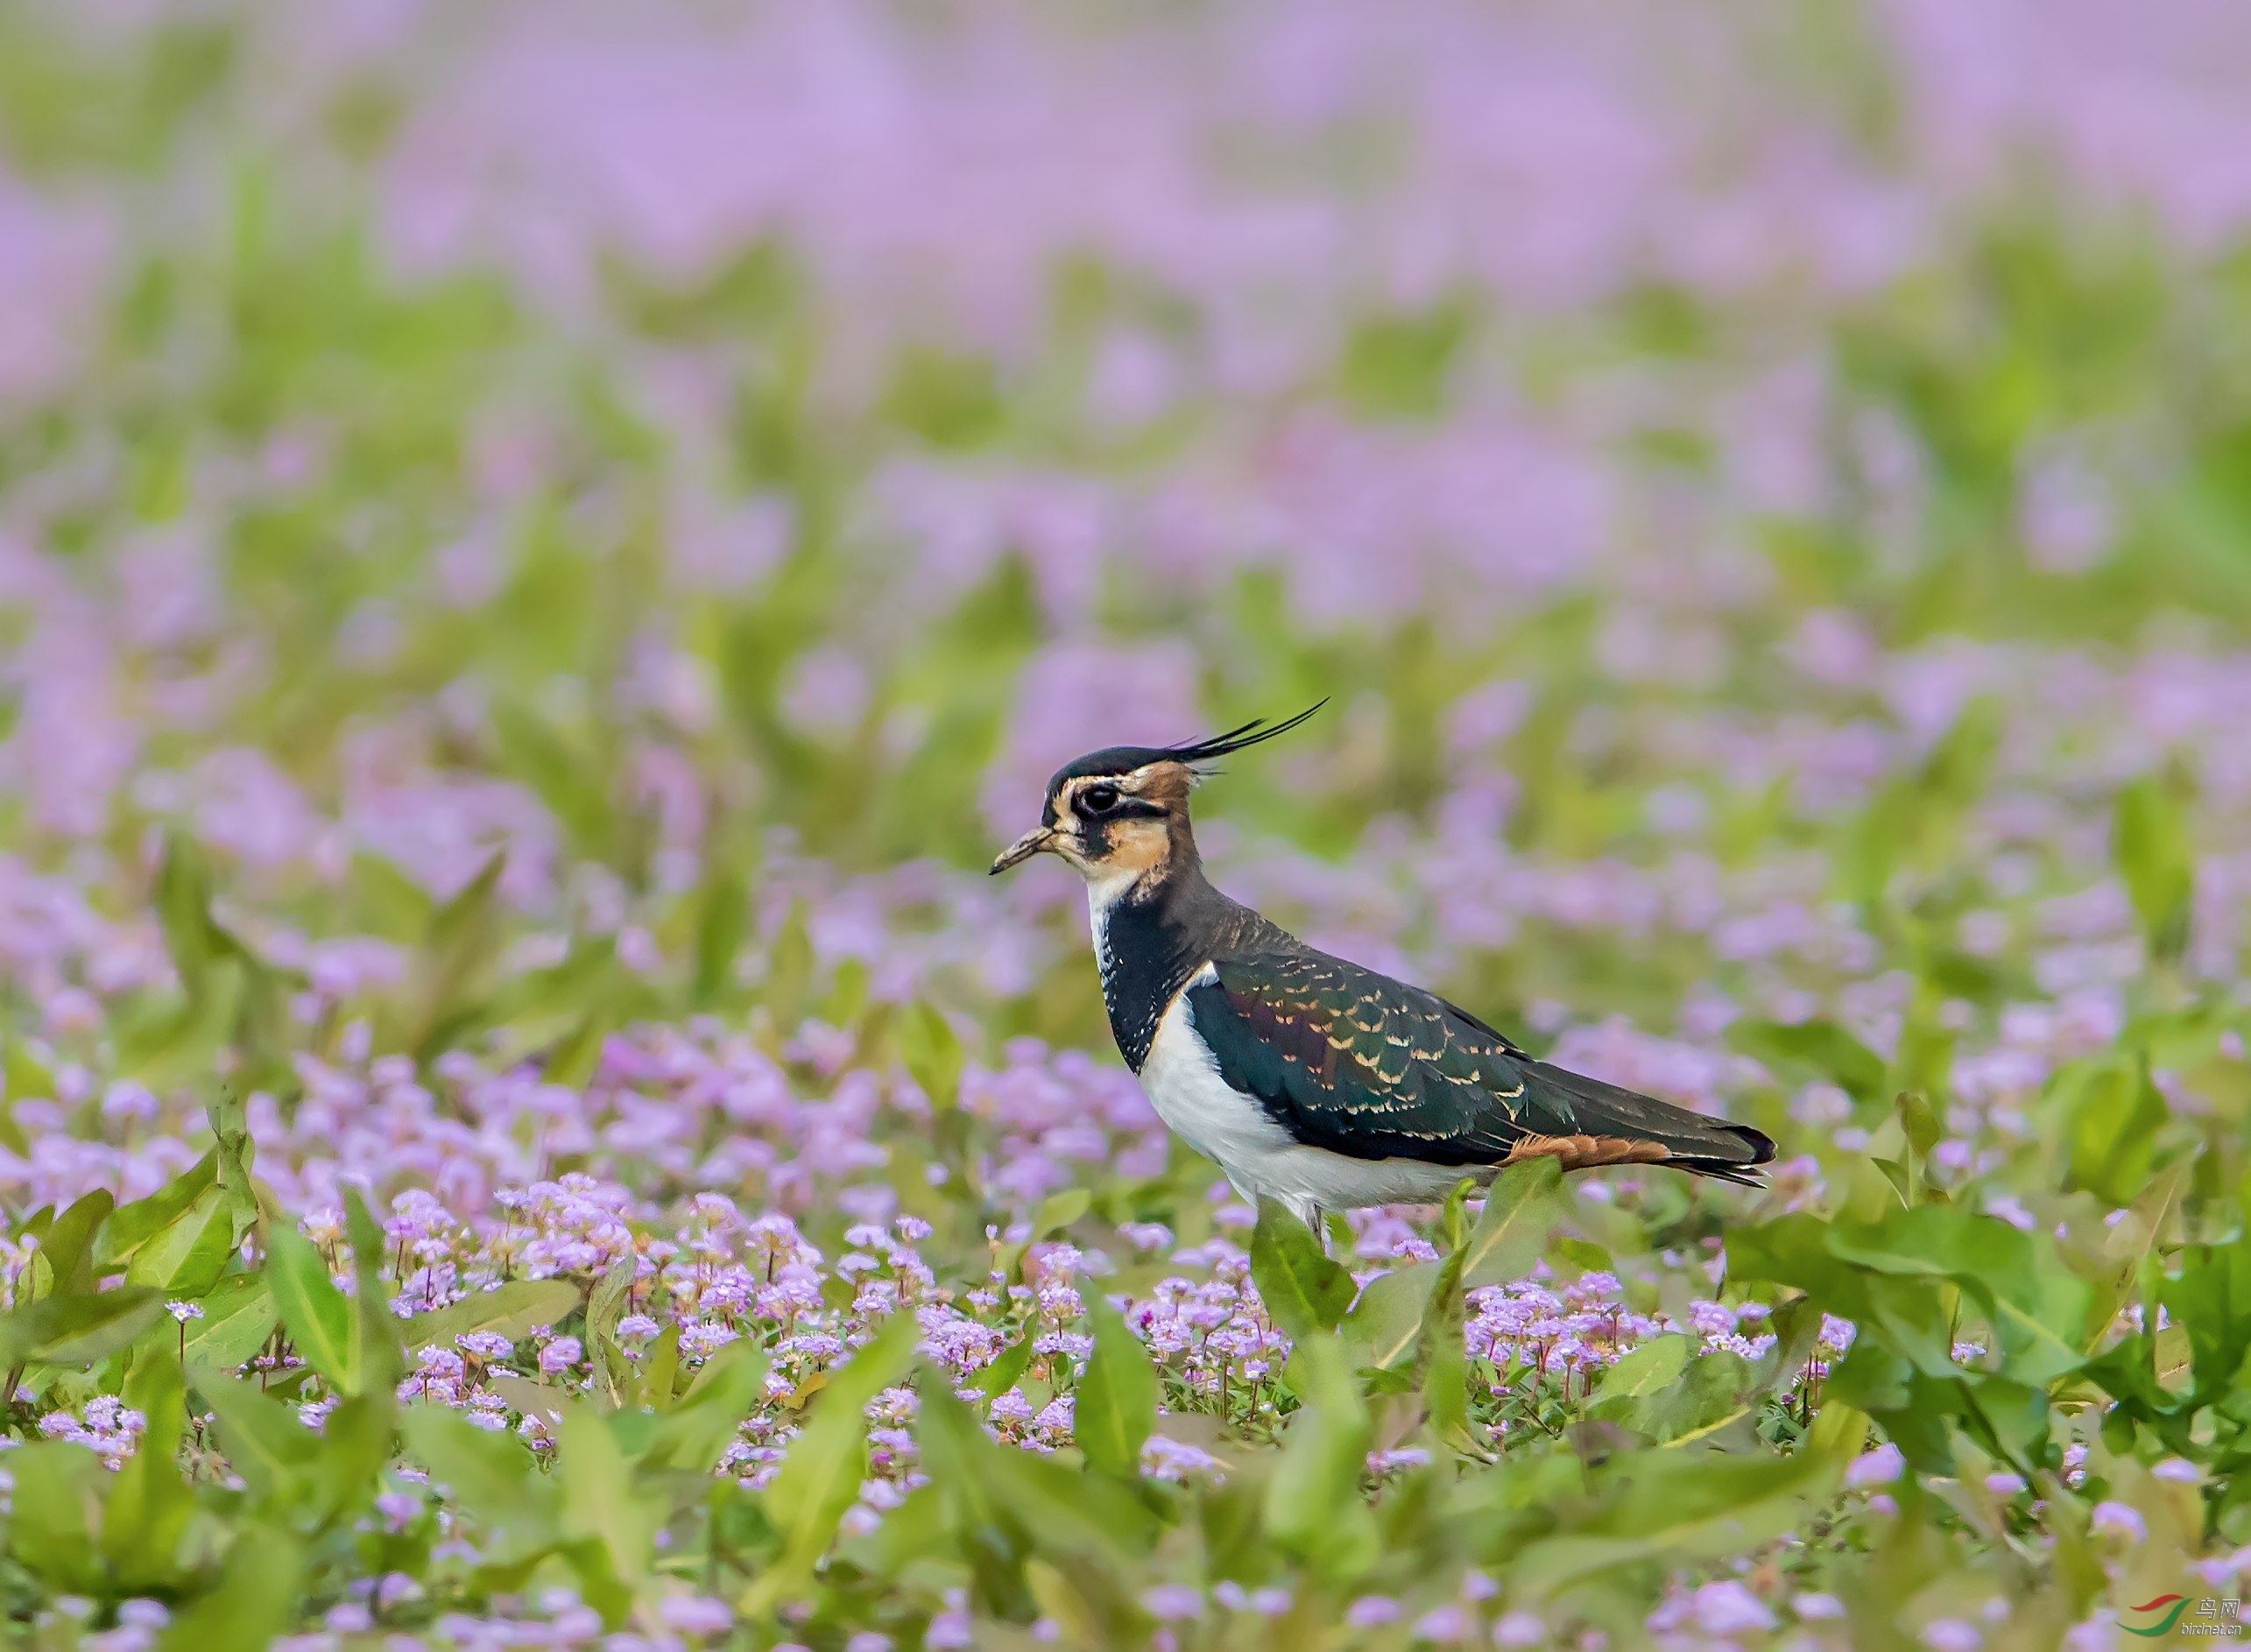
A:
[[1845, 1444, 1905, 1488], [1142, 1586, 1203, 1622], [2090, 1501, 2147, 1543], [1344, 1596, 1401, 1628]]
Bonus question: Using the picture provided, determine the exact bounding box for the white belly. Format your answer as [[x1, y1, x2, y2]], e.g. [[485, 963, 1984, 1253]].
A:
[[1138, 974, 1477, 1224]]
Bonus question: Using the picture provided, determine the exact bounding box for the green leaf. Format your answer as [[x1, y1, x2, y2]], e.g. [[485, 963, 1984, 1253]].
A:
[[182, 1275, 279, 1369], [1593, 1334, 1690, 1401], [402, 1279, 582, 1352], [401, 1405, 554, 1550], [5, 1442, 105, 1592], [36, 1188, 116, 1298], [0, 1288, 165, 1368], [194, 1373, 321, 1501], [691, 861, 751, 1008], [99, 1150, 218, 1267], [1460, 1156, 1565, 1288], [974, 1330, 1034, 1398], [587, 1250, 635, 1334], [1512, 1402, 1866, 1600], [123, 1185, 237, 1298], [745, 1314, 921, 1613], [156, 1528, 304, 1652], [2055, 1055, 2169, 1208], [1420, 1215, 1471, 1447], [309, 1392, 397, 1526], [2163, 1236, 2251, 1409], [208, 1087, 260, 1239], [561, 1403, 664, 1615], [2115, 773, 2195, 961], [911, 1367, 1156, 1596], [1265, 1336, 1377, 1578], [1725, 1018, 1888, 1105], [974, 1432, 1160, 1562], [102, 1354, 194, 1588], [641, 1338, 768, 1474], [1822, 1205, 2092, 1385], [641, 1322, 681, 1406], [1594, 1350, 1760, 1444], [1249, 1199, 1355, 1340], [412, 849, 508, 1057], [898, 999, 965, 1111], [1340, 1261, 1441, 1372], [0, 1039, 47, 1154], [264, 1225, 353, 1389], [1032, 1187, 1091, 1238], [544, 1008, 613, 1091], [342, 1188, 405, 1395], [914, 1372, 1033, 1613], [1075, 1294, 1155, 1479], [154, 832, 223, 993], [761, 902, 816, 1032], [1895, 1090, 1942, 1158]]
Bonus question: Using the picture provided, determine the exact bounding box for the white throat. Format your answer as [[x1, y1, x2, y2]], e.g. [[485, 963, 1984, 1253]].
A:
[[1085, 869, 1140, 985]]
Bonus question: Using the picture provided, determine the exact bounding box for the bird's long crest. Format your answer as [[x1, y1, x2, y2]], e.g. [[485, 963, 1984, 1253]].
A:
[[1162, 700, 1328, 767]]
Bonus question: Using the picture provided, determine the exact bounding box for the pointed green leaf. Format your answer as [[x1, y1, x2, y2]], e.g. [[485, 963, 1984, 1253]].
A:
[[1250, 1198, 1355, 1340], [0, 1287, 165, 1368], [343, 1188, 405, 1395], [1266, 1336, 1377, 1578], [1032, 1187, 1090, 1238], [157, 1528, 304, 1652], [1460, 1156, 1565, 1289], [561, 1403, 663, 1610], [5, 1442, 105, 1592], [745, 1314, 920, 1612], [182, 1275, 278, 1370], [263, 1225, 353, 1388], [641, 1322, 681, 1407], [1340, 1261, 1440, 1372], [37, 1188, 116, 1297], [898, 999, 965, 1111], [2115, 773, 2195, 961], [642, 1338, 766, 1473], [544, 1008, 613, 1091], [194, 1372, 321, 1500], [102, 1355, 194, 1587], [99, 1151, 219, 1267], [207, 1088, 259, 1239], [401, 1404, 554, 1549], [973, 1329, 1034, 1398], [1594, 1334, 1690, 1400], [691, 861, 750, 1008], [124, 1186, 237, 1297], [402, 1279, 582, 1352], [1076, 1294, 1156, 1479]]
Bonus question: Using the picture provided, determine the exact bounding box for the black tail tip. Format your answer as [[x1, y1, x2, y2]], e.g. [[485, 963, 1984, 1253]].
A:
[[1675, 1122, 1776, 1185]]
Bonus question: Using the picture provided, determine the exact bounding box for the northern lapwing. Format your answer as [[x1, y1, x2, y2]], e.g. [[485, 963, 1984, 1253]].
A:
[[989, 704, 1774, 1228]]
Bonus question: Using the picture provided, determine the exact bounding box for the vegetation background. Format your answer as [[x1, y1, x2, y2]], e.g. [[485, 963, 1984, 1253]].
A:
[[0, 0, 2247, 1646]]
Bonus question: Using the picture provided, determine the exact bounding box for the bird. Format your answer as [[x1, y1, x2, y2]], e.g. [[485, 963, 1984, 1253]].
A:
[[988, 702, 1774, 1231]]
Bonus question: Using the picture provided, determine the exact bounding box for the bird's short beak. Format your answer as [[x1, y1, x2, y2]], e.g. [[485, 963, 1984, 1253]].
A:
[[989, 826, 1057, 876]]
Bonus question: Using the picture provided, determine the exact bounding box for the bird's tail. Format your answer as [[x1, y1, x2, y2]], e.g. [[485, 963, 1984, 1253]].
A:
[[1521, 1061, 1775, 1185]]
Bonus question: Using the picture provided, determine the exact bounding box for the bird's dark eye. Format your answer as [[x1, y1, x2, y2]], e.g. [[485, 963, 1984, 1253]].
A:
[[1081, 784, 1120, 815]]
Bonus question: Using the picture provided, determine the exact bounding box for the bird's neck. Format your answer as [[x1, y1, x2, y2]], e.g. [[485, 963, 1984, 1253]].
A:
[[1088, 858, 1287, 1072]]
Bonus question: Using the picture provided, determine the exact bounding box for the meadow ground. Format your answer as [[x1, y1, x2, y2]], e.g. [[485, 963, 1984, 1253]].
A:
[[3, 2, 2251, 1647]]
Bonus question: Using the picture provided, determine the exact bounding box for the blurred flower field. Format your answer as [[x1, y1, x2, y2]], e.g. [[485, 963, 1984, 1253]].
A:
[[5, 0, 2251, 1646]]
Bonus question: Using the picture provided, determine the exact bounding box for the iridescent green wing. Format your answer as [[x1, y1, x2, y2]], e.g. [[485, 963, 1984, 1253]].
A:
[[1184, 951, 1557, 1164]]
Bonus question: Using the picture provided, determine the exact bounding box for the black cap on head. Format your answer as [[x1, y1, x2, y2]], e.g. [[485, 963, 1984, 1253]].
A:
[[1044, 700, 1329, 790]]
